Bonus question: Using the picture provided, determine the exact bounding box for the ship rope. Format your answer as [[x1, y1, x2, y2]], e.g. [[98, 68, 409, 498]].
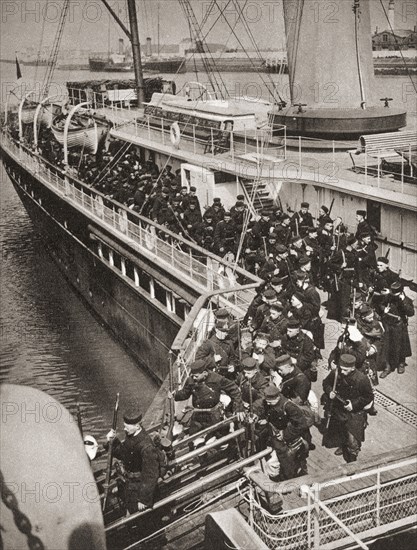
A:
[[0, 469, 45, 550], [378, 0, 417, 94], [40, 0, 70, 100]]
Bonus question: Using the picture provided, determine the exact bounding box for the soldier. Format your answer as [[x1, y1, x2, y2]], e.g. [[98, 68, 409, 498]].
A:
[[173, 359, 245, 435], [105, 407, 160, 513], [181, 185, 201, 212], [356, 303, 386, 384], [355, 210, 376, 241], [275, 354, 315, 449], [182, 200, 202, 238], [195, 322, 236, 378], [322, 354, 374, 462], [151, 187, 170, 223], [317, 205, 330, 228], [326, 235, 358, 322], [372, 257, 400, 299], [260, 301, 289, 342], [252, 209, 273, 246], [209, 197, 226, 223], [214, 211, 237, 256], [289, 235, 306, 269], [252, 288, 280, 331], [236, 357, 269, 409], [281, 319, 317, 381], [290, 202, 314, 236], [328, 320, 369, 373], [230, 200, 247, 235], [289, 292, 314, 331], [379, 281, 414, 377], [254, 384, 309, 480]]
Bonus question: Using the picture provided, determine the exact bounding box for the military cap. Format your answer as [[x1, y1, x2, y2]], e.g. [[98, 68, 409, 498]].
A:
[[390, 281, 403, 294], [377, 256, 389, 264], [172, 196, 180, 203], [235, 200, 244, 207], [340, 354, 356, 368], [215, 308, 230, 319], [271, 276, 286, 285], [263, 289, 277, 300], [281, 213, 290, 221], [190, 186, 196, 192], [320, 205, 329, 213], [360, 232, 371, 240], [269, 301, 284, 312], [224, 210, 232, 217], [276, 245, 288, 254], [213, 197, 221, 203], [269, 233, 278, 240], [215, 320, 229, 331], [236, 194, 245, 201], [301, 202, 309, 208], [356, 210, 367, 217], [359, 304, 373, 317], [322, 216, 334, 226], [346, 235, 357, 246], [161, 187, 169, 194], [287, 318, 301, 329], [190, 359, 208, 374], [291, 235, 303, 244], [307, 227, 318, 234], [188, 201, 197, 207], [298, 256, 311, 267], [293, 292, 305, 303], [264, 384, 280, 400], [166, 165, 172, 170], [275, 354, 292, 368], [269, 339, 282, 348], [242, 357, 257, 370], [255, 332, 270, 342], [123, 408, 143, 425], [181, 185, 188, 190]]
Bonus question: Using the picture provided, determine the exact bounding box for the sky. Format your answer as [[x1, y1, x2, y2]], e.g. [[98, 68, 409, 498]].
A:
[[0, 0, 416, 58]]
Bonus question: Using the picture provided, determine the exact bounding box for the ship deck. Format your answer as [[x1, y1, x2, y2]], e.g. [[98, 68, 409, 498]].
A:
[[103, 107, 417, 212]]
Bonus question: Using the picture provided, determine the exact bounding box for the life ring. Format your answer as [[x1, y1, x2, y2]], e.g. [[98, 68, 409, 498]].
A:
[[118, 208, 128, 234], [170, 122, 181, 148], [93, 194, 104, 218]]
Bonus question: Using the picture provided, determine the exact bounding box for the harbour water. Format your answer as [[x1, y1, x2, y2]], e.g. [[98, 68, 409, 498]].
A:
[[0, 163, 158, 444], [0, 62, 416, 441]]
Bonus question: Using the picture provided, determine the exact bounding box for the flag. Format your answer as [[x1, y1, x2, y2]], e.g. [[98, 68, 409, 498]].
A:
[[15, 55, 22, 80]]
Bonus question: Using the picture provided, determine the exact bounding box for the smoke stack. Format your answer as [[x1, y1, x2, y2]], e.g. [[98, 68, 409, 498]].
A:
[[146, 37, 152, 57], [388, 0, 395, 30], [119, 38, 124, 55]]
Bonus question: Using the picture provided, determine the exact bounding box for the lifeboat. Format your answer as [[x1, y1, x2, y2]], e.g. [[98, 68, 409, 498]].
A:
[[51, 113, 109, 154]]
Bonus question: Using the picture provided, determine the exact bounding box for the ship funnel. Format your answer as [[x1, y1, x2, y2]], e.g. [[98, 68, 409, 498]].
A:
[[146, 37, 152, 57], [119, 38, 124, 55]]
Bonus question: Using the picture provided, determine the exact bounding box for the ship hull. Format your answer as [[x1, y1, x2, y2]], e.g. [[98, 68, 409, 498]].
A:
[[1, 148, 183, 382], [143, 58, 186, 73], [89, 59, 132, 72]]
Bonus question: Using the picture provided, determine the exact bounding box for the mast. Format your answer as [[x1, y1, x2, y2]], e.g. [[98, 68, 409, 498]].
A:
[[127, 0, 145, 107]]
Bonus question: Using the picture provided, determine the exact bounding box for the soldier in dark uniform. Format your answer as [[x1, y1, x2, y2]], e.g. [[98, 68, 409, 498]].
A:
[[328, 320, 369, 373], [317, 205, 330, 228], [105, 408, 160, 513], [290, 202, 315, 237], [326, 236, 358, 322], [214, 211, 237, 256], [195, 323, 236, 378], [355, 210, 376, 241], [182, 200, 202, 238], [379, 281, 414, 377], [371, 257, 400, 311], [281, 319, 317, 381], [209, 197, 225, 223], [254, 384, 309, 480], [230, 200, 247, 235], [260, 302, 289, 342], [322, 354, 374, 462], [252, 209, 272, 247], [151, 187, 170, 223], [356, 303, 386, 384], [236, 357, 269, 409], [275, 354, 315, 449], [174, 359, 245, 435]]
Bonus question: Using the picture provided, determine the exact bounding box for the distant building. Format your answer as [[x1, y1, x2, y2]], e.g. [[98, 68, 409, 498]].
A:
[[372, 27, 417, 50]]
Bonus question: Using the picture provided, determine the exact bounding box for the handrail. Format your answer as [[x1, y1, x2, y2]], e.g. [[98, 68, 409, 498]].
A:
[[105, 447, 272, 532], [170, 282, 261, 353]]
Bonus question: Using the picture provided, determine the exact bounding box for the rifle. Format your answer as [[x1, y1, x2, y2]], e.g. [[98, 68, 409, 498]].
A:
[[102, 392, 120, 512], [76, 401, 83, 439], [328, 198, 335, 217], [385, 248, 390, 259], [351, 286, 357, 318], [323, 321, 349, 433], [247, 377, 256, 456]]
